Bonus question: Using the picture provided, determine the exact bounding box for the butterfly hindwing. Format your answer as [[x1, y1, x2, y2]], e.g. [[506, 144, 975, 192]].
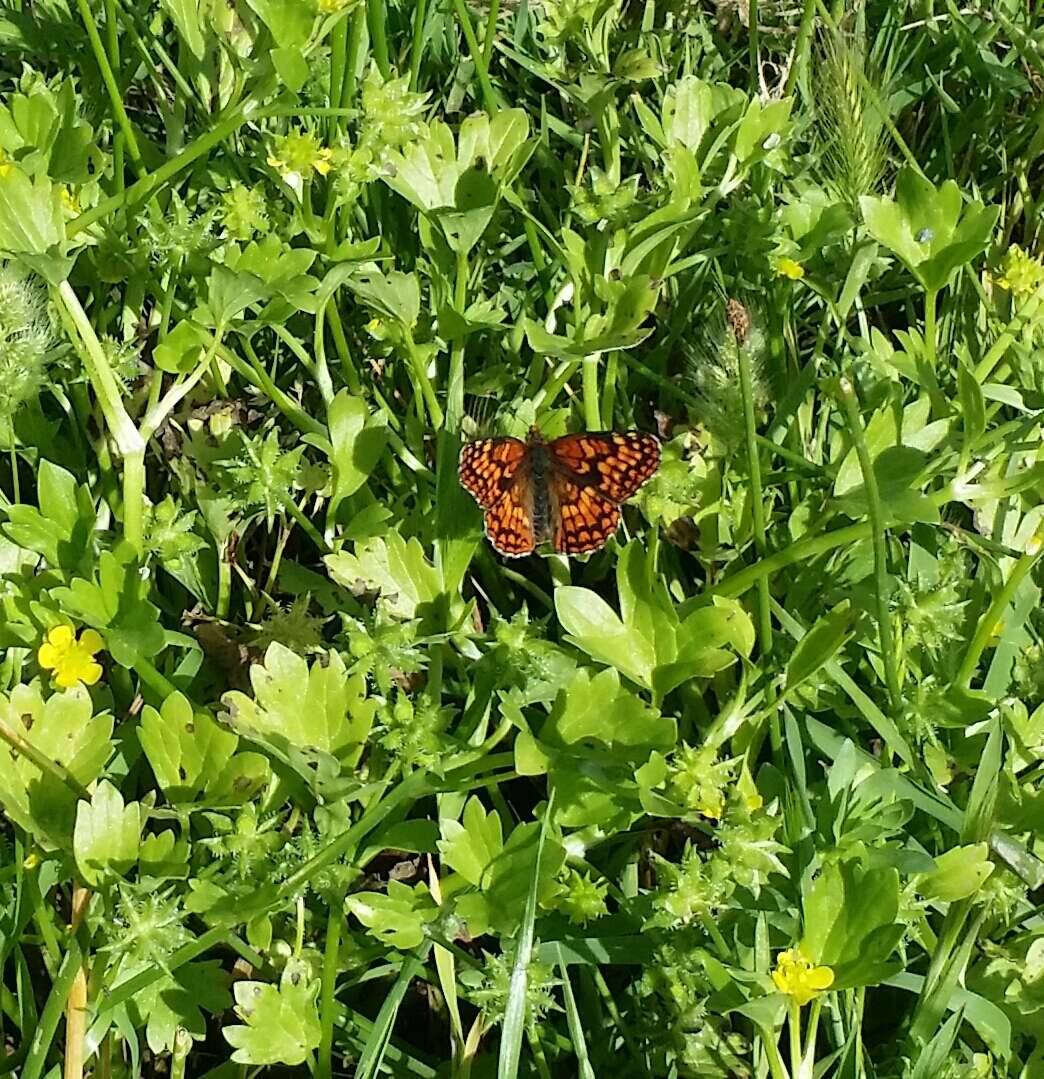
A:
[[549, 471, 621, 554], [483, 470, 536, 556], [459, 437, 527, 509], [548, 431, 660, 503]]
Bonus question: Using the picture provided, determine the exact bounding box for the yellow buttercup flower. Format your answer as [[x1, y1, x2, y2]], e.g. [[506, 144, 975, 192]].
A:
[[267, 130, 334, 181], [995, 244, 1044, 298], [775, 257, 805, 280], [771, 949, 834, 1007], [38, 626, 104, 689]]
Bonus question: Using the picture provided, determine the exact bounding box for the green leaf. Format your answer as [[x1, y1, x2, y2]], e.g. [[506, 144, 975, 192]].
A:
[[73, 780, 142, 886], [346, 881, 438, 948], [784, 602, 857, 692], [138, 690, 268, 804], [51, 546, 166, 667], [137, 961, 232, 1055], [0, 684, 113, 849], [916, 843, 994, 902], [0, 165, 66, 273], [800, 859, 903, 989], [159, 0, 207, 59], [3, 458, 94, 571], [438, 796, 505, 886], [958, 362, 986, 453], [325, 533, 443, 624], [198, 265, 268, 327], [324, 390, 388, 511], [154, 319, 209, 375], [344, 266, 420, 328], [243, 0, 315, 47], [222, 643, 375, 766], [513, 668, 675, 831], [555, 585, 654, 688], [223, 958, 321, 1066], [272, 45, 309, 92], [859, 168, 998, 292]]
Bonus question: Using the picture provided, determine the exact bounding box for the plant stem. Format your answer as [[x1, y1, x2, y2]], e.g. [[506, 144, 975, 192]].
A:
[[408, 0, 429, 91], [837, 376, 902, 710], [452, 0, 500, 112], [737, 331, 773, 665], [956, 533, 1044, 687], [367, 0, 390, 79], [74, 0, 146, 179], [317, 901, 342, 1079], [582, 354, 601, 430]]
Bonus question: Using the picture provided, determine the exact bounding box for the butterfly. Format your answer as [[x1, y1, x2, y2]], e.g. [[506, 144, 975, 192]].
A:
[[459, 426, 660, 557]]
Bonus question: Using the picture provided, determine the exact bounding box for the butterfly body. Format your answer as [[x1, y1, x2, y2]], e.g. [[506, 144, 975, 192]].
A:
[[459, 426, 660, 557]]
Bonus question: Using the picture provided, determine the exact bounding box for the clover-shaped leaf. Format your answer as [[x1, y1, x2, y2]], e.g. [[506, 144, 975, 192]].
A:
[[222, 643, 375, 767], [860, 168, 998, 293], [223, 958, 321, 1066], [74, 780, 142, 886], [0, 683, 113, 848]]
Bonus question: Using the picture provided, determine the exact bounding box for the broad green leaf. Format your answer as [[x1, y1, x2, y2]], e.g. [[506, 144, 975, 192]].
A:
[[344, 266, 420, 328], [222, 643, 375, 765], [801, 859, 903, 989], [51, 546, 166, 667], [513, 669, 675, 830], [223, 959, 321, 1066], [859, 169, 998, 292], [73, 780, 142, 886], [138, 690, 268, 804], [3, 458, 94, 571], [159, 0, 207, 59], [916, 843, 994, 902], [154, 319, 209, 375], [555, 585, 654, 688], [346, 881, 438, 948], [326, 533, 443, 624], [243, 0, 315, 47], [0, 683, 113, 849], [137, 961, 232, 1054], [784, 602, 857, 692], [324, 390, 388, 511], [438, 796, 504, 887]]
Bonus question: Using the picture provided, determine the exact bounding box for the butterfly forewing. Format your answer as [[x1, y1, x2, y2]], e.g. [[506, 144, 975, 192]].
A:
[[549, 473, 620, 554], [459, 437, 527, 509], [548, 431, 661, 503]]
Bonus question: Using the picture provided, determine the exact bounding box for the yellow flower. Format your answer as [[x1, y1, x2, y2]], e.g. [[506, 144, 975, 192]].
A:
[[267, 130, 334, 181], [775, 257, 805, 280], [995, 245, 1044, 297], [771, 949, 834, 1007], [0, 154, 13, 178], [38, 626, 104, 689], [58, 185, 81, 214]]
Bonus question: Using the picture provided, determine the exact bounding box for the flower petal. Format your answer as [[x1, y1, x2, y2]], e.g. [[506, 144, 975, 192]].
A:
[[48, 625, 75, 648], [79, 629, 104, 654], [38, 643, 59, 669], [78, 660, 103, 686]]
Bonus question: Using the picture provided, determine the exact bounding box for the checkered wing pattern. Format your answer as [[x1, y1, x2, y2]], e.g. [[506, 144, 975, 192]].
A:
[[548, 431, 661, 503], [458, 437, 527, 509], [548, 474, 621, 554]]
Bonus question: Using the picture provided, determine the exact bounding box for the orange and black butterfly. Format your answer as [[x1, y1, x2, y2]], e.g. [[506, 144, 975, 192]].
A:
[[459, 426, 660, 557]]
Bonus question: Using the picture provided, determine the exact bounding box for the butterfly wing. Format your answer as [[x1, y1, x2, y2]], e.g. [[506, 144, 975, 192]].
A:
[[548, 431, 660, 503], [483, 466, 536, 556], [548, 471, 621, 554], [459, 437, 527, 509]]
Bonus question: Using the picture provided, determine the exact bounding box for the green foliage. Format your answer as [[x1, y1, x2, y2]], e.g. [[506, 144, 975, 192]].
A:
[[1, 3, 1043, 1078]]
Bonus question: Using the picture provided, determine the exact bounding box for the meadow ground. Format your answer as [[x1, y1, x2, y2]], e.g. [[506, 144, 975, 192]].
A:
[[0, 1, 1043, 1077]]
